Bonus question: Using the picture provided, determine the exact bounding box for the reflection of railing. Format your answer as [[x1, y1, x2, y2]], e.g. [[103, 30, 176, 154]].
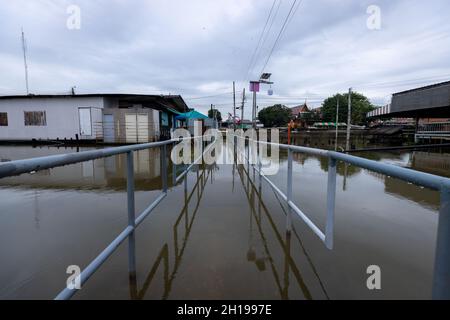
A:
[[129, 164, 212, 299], [234, 134, 450, 299], [237, 163, 329, 299], [0, 135, 215, 300]]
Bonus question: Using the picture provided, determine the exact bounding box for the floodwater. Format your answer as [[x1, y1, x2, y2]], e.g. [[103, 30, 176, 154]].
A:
[[0, 134, 449, 300]]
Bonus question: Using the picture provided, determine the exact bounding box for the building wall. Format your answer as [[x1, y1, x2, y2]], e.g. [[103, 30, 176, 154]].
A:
[[391, 82, 450, 113], [102, 107, 161, 143], [0, 97, 104, 141]]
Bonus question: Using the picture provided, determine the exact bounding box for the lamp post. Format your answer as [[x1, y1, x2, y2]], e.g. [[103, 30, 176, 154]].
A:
[[250, 73, 274, 129]]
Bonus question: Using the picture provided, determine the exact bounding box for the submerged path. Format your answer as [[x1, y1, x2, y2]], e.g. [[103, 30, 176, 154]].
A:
[[122, 163, 330, 300]]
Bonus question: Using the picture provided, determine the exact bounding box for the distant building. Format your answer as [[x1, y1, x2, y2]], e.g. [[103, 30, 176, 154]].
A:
[[390, 80, 450, 118], [291, 103, 319, 129], [367, 80, 450, 119], [291, 103, 310, 118], [0, 93, 188, 143]]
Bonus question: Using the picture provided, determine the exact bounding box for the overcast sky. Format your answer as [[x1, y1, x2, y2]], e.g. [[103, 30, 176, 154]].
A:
[[1, 0, 449, 117]]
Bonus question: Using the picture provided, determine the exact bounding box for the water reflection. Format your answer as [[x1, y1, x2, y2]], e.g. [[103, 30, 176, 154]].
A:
[[366, 171, 440, 210], [0, 138, 447, 299], [127, 163, 216, 300], [288, 131, 385, 151], [0, 146, 182, 191], [236, 162, 329, 300], [279, 148, 445, 209], [409, 151, 450, 177]]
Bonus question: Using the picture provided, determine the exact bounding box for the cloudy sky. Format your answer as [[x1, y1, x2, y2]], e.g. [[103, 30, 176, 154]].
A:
[[1, 0, 450, 117]]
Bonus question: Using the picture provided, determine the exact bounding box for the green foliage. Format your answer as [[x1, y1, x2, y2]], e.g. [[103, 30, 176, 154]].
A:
[[258, 104, 292, 127], [322, 92, 376, 125], [208, 109, 222, 122]]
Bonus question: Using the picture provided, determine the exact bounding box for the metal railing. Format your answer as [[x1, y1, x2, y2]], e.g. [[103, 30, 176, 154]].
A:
[[235, 134, 450, 300], [418, 122, 450, 134], [1, 132, 450, 299], [0, 135, 214, 300]]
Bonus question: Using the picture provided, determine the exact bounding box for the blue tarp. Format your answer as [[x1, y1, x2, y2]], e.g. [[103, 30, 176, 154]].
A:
[[175, 110, 208, 120]]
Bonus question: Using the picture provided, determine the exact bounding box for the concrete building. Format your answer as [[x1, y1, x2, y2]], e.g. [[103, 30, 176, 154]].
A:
[[0, 94, 188, 143]]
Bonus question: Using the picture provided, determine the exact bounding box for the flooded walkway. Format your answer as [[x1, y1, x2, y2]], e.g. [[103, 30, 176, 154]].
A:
[[0, 144, 445, 299]]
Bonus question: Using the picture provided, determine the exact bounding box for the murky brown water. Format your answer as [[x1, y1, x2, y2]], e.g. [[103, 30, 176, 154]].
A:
[[0, 135, 449, 299]]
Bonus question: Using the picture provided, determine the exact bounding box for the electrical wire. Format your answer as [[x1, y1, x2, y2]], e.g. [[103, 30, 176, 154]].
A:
[[185, 91, 242, 100], [260, 0, 303, 75], [243, 0, 278, 83], [246, 0, 283, 82]]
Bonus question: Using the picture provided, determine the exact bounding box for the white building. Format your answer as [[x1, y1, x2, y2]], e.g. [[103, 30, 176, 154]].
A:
[[0, 94, 188, 143]]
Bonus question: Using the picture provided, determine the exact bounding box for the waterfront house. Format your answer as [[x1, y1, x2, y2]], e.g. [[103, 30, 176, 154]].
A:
[[0, 93, 188, 143]]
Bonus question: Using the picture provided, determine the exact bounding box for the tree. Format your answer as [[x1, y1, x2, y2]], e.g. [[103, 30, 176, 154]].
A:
[[321, 92, 376, 125], [258, 104, 292, 128], [208, 109, 222, 122]]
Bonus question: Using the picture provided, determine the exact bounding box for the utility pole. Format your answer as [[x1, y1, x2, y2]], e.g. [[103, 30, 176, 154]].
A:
[[252, 90, 257, 129], [233, 81, 236, 130], [335, 95, 339, 151], [21, 28, 29, 95], [241, 88, 246, 128], [346, 88, 352, 151]]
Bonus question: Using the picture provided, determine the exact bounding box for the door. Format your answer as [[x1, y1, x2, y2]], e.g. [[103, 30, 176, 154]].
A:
[[137, 114, 149, 143], [103, 114, 115, 143], [79, 108, 92, 137], [125, 114, 137, 143], [126, 113, 149, 143]]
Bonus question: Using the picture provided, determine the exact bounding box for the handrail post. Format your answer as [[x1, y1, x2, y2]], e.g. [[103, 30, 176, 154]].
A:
[[126, 151, 136, 274], [286, 148, 293, 232], [162, 144, 168, 192], [258, 144, 262, 180], [246, 137, 250, 170], [432, 186, 450, 299], [171, 142, 177, 188], [325, 157, 337, 250]]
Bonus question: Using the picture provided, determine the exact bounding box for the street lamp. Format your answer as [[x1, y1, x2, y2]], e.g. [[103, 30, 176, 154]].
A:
[[250, 73, 274, 129]]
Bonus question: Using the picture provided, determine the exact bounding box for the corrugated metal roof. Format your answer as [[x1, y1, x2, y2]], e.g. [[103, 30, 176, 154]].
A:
[[0, 93, 190, 113]]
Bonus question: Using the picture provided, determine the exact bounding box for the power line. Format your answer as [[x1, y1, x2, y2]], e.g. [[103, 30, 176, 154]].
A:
[[243, 0, 278, 83], [285, 0, 303, 30], [248, 0, 283, 81], [260, 0, 303, 75], [184, 91, 242, 100], [354, 74, 450, 90]]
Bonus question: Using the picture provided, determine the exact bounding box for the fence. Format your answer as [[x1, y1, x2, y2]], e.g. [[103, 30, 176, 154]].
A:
[[416, 121, 450, 143], [418, 122, 450, 134], [235, 134, 450, 299], [0, 132, 450, 299], [0, 135, 214, 300]]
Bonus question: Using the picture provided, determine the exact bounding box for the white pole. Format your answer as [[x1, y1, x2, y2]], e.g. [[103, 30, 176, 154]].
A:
[[233, 81, 236, 130], [346, 88, 352, 151], [335, 96, 339, 151], [21, 28, 29, 95]]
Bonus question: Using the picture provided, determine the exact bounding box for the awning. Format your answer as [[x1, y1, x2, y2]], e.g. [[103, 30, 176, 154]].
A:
[[175, 110, 208, 120], [166, 107, 183, 115]]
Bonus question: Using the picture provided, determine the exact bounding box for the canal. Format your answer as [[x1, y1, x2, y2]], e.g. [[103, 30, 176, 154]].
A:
[[0, 135, 449, 299]]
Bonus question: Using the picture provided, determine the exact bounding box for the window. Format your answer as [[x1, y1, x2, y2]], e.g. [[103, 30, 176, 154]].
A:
[[0, 112, 8, 127], [24, 111, 47, 126], [0, 113, 7, 126]]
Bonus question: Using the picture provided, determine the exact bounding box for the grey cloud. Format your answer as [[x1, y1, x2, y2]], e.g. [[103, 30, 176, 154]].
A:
[[0, 0, 449, 116]]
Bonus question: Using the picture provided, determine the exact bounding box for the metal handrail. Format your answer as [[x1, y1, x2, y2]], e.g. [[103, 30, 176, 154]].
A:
[[417, 122, 450, 134], [0, 135, 214, 300], [1, 132, 449, 299], [234, 134, 450, 300]]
